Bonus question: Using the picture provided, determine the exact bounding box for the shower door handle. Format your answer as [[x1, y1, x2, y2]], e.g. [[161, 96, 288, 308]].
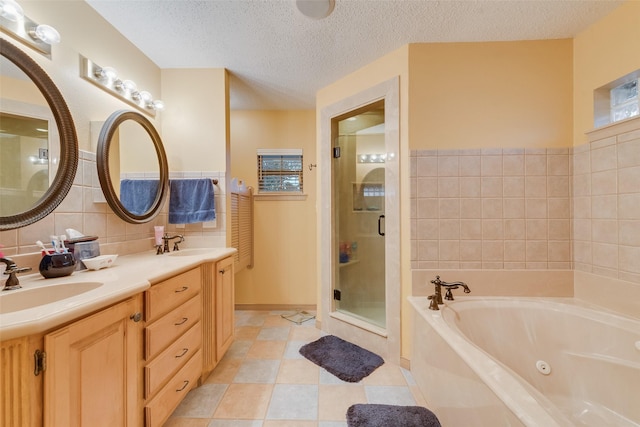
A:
[[378, 215, 385, 236]]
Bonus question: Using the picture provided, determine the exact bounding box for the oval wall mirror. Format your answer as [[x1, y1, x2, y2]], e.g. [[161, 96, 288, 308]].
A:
[[97, 110, 168, 224], [0, 39, 78, 231]]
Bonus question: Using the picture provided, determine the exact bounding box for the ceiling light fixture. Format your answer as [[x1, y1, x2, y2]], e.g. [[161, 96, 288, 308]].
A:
[[81, 56, 164, 117], [0, 0, 60, 56], [295, 0, 335, 20]]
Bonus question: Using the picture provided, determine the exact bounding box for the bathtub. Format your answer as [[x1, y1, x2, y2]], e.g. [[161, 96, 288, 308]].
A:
[[409, 296, 640, 427]]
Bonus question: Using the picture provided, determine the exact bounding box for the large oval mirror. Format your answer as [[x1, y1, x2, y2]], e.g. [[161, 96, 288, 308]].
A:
[[0, 39, 78, 230], [97, 110, 168, 223]]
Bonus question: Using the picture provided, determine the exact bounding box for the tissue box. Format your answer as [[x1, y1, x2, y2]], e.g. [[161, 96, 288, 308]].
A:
[[67, 240, 100, 270]]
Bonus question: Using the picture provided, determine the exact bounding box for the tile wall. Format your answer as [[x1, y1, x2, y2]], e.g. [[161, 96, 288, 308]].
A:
[[410, 148, 572, 270], [0, 150, 226, 271], [410, 117, 640, 308], [574, 118, 640, 283]]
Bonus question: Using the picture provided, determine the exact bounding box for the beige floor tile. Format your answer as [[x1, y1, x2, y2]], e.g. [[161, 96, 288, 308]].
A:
[[318, 384, 367, 421], [246, 340, 286, 359], [264, 314, 295, 327], [213, 384, 273, 419], [203, 357, 242, 384], [362, 363, 408, 386], [289, 326, 323, 342], [263, 421, 318, 427], [163, 418, 210, 427], [276, 359, 320, 384], [235, 326, 261, 340]]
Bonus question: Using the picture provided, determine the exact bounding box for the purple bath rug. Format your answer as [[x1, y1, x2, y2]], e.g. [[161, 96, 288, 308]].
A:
[[299, 335, 384, 382], [346, 404, 442, 427]]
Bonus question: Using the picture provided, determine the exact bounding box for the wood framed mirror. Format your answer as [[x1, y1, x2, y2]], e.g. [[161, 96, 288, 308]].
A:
[[0, 39, 78, 231], [96, 110, 169, 224]]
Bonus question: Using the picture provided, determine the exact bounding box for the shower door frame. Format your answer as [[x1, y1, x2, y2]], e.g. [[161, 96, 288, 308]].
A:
[[319, 77, 400, 363]]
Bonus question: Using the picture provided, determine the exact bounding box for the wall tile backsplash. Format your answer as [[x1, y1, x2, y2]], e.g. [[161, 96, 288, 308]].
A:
[[0, 150, 226, 265]]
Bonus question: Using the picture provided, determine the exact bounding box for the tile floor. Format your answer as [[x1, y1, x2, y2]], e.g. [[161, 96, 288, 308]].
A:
[[164, 310, 427, 427]]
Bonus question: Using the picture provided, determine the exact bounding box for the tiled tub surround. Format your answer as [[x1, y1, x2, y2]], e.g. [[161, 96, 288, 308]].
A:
[[0, 150, 227, 272], [409, 296, 640, 426], [410, 147, 572, 270], [573, 117, 640, 318], [411, 117, 640, 317]]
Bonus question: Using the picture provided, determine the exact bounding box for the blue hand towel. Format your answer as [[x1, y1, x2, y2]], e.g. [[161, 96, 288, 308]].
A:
[[120, 179, 159, 216], [169, 178, 216, 224]]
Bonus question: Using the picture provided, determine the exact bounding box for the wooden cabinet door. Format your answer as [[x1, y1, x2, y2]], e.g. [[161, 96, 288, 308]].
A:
[[215, 256, 234, 358], [43, 296, 142, 427]]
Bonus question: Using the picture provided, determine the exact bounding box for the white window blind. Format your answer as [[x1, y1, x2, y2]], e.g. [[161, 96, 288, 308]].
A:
[[257, 149, 303, 193]]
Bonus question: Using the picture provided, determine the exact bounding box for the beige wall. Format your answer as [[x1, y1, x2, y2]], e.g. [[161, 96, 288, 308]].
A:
[[408, 40, 574, 150], [161, 69, 228, 173], [573, 1, 640, 145], [230, 110, 317, 306]]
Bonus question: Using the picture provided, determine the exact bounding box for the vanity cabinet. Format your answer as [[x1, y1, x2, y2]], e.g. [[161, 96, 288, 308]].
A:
[[143, 267, 202, 427], [0, 334, 44, 427], [216, 256, 235, 360], [200, 256, 235, 380], [43, 295, 143, 427]]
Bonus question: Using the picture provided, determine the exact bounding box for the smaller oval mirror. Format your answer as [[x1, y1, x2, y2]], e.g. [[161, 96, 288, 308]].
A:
[[97, 110, 168, 224]]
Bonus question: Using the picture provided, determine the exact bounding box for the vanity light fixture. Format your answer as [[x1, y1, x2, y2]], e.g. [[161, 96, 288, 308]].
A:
[[80, 56, 164, 117], [358, 153, 387, 164], [0, 0, 23, 22], [0, 0, 60, 56]]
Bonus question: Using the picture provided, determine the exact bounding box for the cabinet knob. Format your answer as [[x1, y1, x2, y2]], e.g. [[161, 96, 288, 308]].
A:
[[130, 312, 142, 322], [176, 380, 189, 392]]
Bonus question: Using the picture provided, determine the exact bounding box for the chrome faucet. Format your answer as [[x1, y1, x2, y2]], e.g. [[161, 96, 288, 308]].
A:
[[1, 257, 32, 291], [162, 233, 184, 253], [428, 275, 470, 310]]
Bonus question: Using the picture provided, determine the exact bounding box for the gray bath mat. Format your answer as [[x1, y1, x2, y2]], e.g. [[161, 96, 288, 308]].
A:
[[346, 404, 442, 427], [299, 335, 384, 382]]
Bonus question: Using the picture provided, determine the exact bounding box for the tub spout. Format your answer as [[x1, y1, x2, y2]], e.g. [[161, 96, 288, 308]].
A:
[[429, 275, 470, 309]]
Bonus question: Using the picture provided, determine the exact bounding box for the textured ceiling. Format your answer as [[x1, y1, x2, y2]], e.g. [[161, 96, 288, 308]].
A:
[[86, 0, 623, 110]]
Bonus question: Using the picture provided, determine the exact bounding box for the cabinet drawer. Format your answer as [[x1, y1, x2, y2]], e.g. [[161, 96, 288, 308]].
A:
[[145, 295, 201, 360], [145, 268, 201, 322], [144, 321, 202, 398], [144, 349, 202, 427]]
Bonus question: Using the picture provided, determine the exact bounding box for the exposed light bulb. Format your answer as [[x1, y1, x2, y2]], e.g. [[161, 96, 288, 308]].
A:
[[95, 66, 118, 82], [152, 100, 165, 111], [122, 79, 137, 93], [31, 24, 60, 44], [138, 91, 153, 103], [0, 0, 24, 22]]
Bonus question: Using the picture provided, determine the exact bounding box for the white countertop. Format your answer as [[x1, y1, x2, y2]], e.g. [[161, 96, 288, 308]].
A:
[[0, 247, 236, 341]]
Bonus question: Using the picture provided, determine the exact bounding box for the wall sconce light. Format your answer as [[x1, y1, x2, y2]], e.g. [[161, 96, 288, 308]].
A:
[[80, 56, 164, 117], [0, 0, 60, 57]]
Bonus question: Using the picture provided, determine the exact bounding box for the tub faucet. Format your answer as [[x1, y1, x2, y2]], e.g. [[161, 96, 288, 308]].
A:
[[162, 233, 184, 253], [1, 257, 32, 291], [428, 275, 470, 310]]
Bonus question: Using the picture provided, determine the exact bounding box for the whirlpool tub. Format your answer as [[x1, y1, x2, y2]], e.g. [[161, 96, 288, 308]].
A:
[[409, 296, 640, 426]]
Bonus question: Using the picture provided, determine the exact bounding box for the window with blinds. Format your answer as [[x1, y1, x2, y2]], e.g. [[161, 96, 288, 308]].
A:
[[257, 149, 303, 193]]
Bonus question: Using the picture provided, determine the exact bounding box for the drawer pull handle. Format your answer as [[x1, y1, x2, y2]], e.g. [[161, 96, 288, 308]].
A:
[[175, 317, 188, 326], [176, 380, 189, 392], [176, 348, 189, 358], [175, 286, 189, 293]]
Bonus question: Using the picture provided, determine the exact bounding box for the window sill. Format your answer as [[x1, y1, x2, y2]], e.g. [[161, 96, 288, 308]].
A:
[[254, 193, 308, 201]]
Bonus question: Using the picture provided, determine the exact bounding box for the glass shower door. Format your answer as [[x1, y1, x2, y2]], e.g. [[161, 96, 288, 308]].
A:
[[332, 102, 386, 329]]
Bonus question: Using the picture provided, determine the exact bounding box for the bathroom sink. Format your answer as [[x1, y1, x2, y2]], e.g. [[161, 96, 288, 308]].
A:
[[0, 282, 103, 314], [167, 248, 216, 257]]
